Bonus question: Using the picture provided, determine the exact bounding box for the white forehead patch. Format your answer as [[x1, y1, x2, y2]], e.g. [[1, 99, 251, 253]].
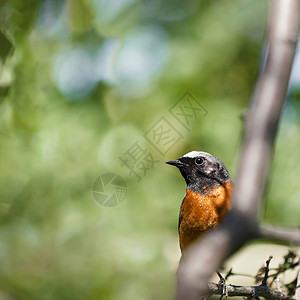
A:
[[183, 151, 206, 158]]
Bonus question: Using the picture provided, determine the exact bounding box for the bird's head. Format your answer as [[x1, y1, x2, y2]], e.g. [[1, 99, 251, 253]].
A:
[[166, 151, 230, 191]]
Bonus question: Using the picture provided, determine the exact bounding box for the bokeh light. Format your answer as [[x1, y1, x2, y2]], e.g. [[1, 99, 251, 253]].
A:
[[54, 47, 98, 99]]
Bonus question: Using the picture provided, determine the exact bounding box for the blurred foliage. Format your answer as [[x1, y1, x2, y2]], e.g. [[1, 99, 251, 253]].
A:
[[0, 0, 299, 299]]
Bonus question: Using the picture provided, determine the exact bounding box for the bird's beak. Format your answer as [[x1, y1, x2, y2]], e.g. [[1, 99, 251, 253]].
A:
[[165, 159, 184, 168]]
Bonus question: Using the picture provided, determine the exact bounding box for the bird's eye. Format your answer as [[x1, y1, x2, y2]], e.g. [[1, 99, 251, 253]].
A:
[[195, 157, 204, 165]]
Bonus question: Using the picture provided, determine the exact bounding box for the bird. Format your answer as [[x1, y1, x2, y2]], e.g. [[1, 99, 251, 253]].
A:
[[166, 151, 233, 253]]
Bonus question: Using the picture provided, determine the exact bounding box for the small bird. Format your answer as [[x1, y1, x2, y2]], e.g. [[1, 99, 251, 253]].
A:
[[166, 151, 233, 253]]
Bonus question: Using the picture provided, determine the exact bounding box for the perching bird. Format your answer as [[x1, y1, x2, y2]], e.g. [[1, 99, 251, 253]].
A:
[[166, 151, 232, 253]]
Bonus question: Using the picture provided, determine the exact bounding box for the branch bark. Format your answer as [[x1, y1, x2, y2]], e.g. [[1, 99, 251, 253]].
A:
[[207, 282, 294, 300], [175, 1, 299, 299]]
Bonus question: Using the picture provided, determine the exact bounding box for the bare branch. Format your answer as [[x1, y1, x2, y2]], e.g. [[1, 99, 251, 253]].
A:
[[207, 282, 294, 300], [262, 256, 273, 286], [175, 1, 299, 299], [259, 225, 300, 245]]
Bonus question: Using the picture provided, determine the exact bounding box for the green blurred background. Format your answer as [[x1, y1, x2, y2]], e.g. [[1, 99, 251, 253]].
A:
[[0, 1, 300, 299]]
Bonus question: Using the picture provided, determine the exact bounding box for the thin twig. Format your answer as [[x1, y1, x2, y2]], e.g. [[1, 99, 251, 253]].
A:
[[262, 256, 273, 286], [275, 278, 282, 293]]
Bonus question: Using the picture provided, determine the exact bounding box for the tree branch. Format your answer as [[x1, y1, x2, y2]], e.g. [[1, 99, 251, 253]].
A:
[[258, 225, 300, 245], [207, 282, 294, 300], [175, 1, 299, 299]]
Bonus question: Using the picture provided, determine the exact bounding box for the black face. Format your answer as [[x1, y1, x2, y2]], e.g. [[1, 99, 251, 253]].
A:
[[166, 151, 230, 191]]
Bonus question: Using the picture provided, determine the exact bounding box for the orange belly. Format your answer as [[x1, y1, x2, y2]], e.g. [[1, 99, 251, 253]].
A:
[[179, 181, 232, 252]]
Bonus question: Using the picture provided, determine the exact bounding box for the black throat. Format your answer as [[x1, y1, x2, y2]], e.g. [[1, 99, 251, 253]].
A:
[[186, 175, 222, 194]]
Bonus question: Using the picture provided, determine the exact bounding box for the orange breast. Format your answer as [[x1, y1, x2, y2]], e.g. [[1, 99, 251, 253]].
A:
[[179, 181, 232, 252]]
